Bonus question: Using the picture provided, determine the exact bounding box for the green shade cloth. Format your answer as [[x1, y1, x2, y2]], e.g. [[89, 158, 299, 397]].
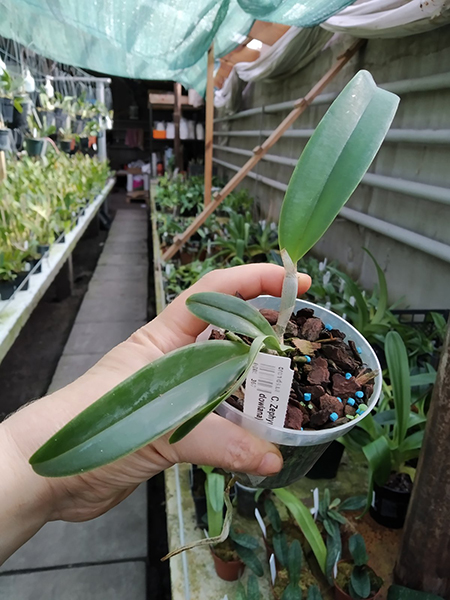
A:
[[0, 0, 356, 93]]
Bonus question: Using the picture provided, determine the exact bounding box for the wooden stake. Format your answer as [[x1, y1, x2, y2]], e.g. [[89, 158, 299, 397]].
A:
[[204, 43, 215, 208], [173, 82, 183, 171], [0, 151, 6, 183], [162, 38, 364, 262]]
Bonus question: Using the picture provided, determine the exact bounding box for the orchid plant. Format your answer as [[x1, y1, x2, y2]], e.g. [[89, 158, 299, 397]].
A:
[[29, 70, 399, 478]]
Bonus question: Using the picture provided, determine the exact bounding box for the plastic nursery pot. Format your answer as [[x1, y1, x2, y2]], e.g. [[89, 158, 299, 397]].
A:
[[0, 97, 14, 124], [59, 140, 72, 154], [210, 547, 244, 581], [235, 481, 267, 519], [37, 244, 50, 257], [215, 296, 382, 489], [12, 97, 30, 129], [369, 481, 411, 529], [335, 561, 382, 600], [25, 138, 45, 157], [0, 128, 11, 151], [79, 136, 90, 152], [0, 279, 17, 300], [306, 440, 345, 480]]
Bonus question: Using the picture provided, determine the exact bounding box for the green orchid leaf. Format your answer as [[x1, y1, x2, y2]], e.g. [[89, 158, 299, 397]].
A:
[[339, 496, 367, 512], [385, 331, 411, 446], [282, 584, 303, 600], [287, 539, 302, 586], [410, 372, 436, 387], [235, 544, 264, 577], [229, 529, 259, 550], [279, 70, 399, 263], [247, 574, 260, 600], [363, 248, 388, 325], [186, 291, 276, 340], [399, 430, 425, 453], [325, 521, 341, 584], [205, 474, 224, 538], [273, 532, 289, 568], [30, 341, 249, 477], [351, 566, 371, 598], [349, 534, 368, 566], [362, 436, 391, 488], [307, 585, 323, 600], [169, 334, 269, 443], [264, 497, 282, 533], [274, 488, 327, 574]]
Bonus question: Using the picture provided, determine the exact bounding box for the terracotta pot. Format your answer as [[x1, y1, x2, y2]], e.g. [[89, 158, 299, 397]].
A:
[[335, 562, 382, 600], [210, 547, 244, 581]]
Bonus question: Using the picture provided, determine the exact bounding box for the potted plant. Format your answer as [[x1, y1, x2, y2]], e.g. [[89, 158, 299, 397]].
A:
[[348, 331, 427, 528], [189, 464, 235, 527], [0, 126, 11, 152], [271, 538, 318, 599], [58, 126, 74, 153], [29, 72, 399, 489], [25, 112, 56, 157], [235, 574, 260, 600], [334, 534, 383, 600], [202, 469, 263, 581], [0, 69, 24, 125]]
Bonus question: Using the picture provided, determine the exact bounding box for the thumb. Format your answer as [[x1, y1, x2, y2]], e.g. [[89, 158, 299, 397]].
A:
[[155, 413, 283, 477]]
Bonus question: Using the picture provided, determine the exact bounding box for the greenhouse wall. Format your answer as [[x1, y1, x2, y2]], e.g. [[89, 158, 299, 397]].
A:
[[215, 26, 450, 310]]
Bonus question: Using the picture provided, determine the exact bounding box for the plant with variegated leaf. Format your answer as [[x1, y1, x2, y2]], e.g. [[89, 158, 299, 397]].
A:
[[335, 534, 383, 600]]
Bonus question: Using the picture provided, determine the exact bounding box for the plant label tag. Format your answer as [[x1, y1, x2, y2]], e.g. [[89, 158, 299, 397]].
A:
[[255, 508, 266, 539], [243, 352, 293, 428], [269, 554, 277, 585]]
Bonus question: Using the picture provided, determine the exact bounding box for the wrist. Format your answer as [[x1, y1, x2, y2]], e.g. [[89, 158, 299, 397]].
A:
[[0, 419, 52, 565]]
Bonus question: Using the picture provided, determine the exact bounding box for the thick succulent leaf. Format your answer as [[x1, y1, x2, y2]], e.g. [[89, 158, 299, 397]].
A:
[[235, 544, 264, 577], [307, 585, 323, 600], [273, 532, 289, 568], [279, 70, 399, 263], [229, 529, 259, 550], [169, 334, 269, 443], [247, 575, 260, 600], [351, 567, 371, 598], [186, 291, 276, 339], [339, 496, 366, 511], [264, 497, 282, 533], [399, 430, 425, 454], [362, 436, 392, 488], [325, 521, 341, 584], [30, 341, 249, 477], [274, 488, 327, 574], [385, 331, 411, 446], [349, 534, 368, 566], [288, 539, 302, 585], [282, 584, 303, 600]]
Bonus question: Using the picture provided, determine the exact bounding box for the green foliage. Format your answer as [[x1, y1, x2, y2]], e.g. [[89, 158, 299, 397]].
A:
[[307, 585, 323, 600], [0, 152, 110, 280], [236, 575, 260, 600], [205, 470, 225, 538], [274, 488, 327, 574], [30, 341, 250, 476], [264, 497, 282, 533], [348, 534, 368, 567], [287, 539, 302, 585], [387, 585, 444, 600], [279, 71, 399, 263]]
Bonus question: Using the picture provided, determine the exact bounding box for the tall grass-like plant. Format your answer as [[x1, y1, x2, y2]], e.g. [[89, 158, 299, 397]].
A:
[[30, 71, 399, 478]]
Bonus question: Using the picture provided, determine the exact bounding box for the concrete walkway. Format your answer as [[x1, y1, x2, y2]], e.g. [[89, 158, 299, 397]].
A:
[[0, 208, 149, 599]]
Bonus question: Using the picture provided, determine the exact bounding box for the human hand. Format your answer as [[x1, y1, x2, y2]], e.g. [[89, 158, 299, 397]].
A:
[[0, 264, 310, 561]]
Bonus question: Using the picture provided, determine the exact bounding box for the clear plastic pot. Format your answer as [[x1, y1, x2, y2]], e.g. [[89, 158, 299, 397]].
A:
[[215, 295, 382, 489]]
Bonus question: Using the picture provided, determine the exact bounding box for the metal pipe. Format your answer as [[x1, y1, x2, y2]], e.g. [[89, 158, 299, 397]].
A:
[[340, 207, 450, 265], [38, 75, 112, 83], [214, 72, 450, 123], [214, 129, 450, 145], [96, 81, 107, 161], [213, 157, 450, 264], [214, 146, 450, 206]]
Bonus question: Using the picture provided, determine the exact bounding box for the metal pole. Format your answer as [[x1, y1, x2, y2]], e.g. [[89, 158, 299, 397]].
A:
[[96, 81, 107, 161]]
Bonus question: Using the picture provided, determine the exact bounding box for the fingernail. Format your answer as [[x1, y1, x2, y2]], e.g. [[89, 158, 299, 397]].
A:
[[257, 452, 283, 476]]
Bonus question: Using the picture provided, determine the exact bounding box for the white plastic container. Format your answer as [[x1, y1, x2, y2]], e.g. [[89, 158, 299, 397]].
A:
[[215, 295, 382, 489]]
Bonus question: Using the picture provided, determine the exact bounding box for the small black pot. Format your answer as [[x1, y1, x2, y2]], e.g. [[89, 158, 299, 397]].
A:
[[14, 272, 30, 292], [30, 258, 42, 274], [0, 128, 11, 151], [37, 244, 50, 257], [0, 97, 14, 124], [306, 440, 345, 480], [79, 136, 89, 152], [54, 108, 68, 130], [370, 481, 411, 529], [12, 97, 30, 129], [235, 482, 267, 519], [0, 279, 17, 300], [59, 139, 72, 154]]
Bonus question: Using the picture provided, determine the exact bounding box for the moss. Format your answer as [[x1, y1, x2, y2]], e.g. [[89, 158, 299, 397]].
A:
[[213, 538, 239, 562], [273, 567, 320, 599]]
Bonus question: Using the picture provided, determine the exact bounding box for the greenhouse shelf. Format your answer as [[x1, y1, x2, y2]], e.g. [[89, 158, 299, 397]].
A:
[[0, 178, 116, 364]]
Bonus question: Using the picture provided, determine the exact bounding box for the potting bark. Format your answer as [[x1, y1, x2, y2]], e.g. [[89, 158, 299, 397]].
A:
[[216, 307, 376, 432]]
